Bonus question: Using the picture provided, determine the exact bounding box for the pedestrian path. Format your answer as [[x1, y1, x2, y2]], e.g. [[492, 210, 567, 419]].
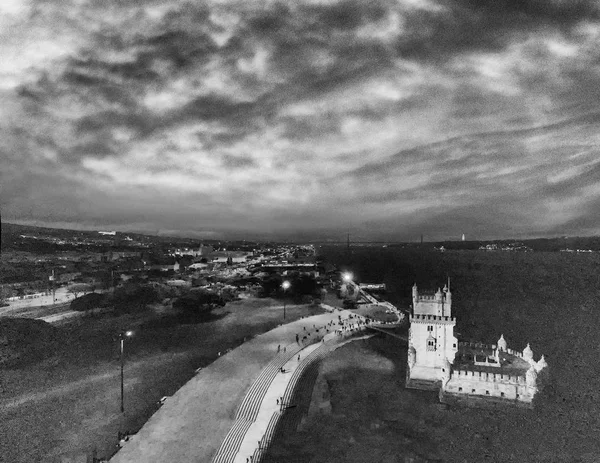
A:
[[110, 310, 363, 463], [217, 315, 374, 463]]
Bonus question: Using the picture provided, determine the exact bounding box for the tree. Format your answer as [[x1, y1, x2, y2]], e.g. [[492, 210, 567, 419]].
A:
[[259, 275, 283, 298], [110, 283, 160, 313], [286, 274, 319, 299], [173, 290, 225, 322], [71, 292, 106, 312]]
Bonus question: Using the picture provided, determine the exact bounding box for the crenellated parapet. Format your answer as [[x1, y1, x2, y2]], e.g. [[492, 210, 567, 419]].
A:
[[449, 368, 527, 385], [415, 295, 440, 301], [410, 314, 456, 324]]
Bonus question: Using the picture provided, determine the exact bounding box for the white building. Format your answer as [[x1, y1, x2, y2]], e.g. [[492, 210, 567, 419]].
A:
[[406, 280, 458, 390], [406, 280, 548, 408]]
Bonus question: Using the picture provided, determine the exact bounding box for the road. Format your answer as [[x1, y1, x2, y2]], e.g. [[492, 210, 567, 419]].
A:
[[1, 289, 108, 324], [2, 287, 75, 310]]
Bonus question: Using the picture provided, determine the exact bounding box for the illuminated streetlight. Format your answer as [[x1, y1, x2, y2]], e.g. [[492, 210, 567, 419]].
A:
[[342, 272, 353, 283], [119, 330, 134, 413], [282, 280, 291, 320]]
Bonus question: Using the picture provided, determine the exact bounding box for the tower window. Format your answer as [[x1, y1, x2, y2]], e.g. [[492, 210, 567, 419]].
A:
[[472, 389, 476, 393], [426, 339, 436, 351], [501, 392, 505, 397], [427, 325, 433, 332]]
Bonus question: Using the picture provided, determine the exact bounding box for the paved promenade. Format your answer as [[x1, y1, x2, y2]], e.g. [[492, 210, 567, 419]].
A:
[[110, 308, 362, 463]]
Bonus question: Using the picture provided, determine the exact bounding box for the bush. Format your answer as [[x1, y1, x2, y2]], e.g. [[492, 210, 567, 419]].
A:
[[70, 292, 106, 312], [301, 295, 313, 304]]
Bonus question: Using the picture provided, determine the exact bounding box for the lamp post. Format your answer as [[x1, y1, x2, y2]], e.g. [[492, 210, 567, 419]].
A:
[[119, 330, 133, 413], [282, 280, 291, 320]]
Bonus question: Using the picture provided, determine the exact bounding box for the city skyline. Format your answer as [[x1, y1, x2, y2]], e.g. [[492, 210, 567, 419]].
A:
[[2, 0, 600, 241]]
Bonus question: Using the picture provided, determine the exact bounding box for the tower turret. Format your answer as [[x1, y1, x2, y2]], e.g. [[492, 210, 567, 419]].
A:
[[435, 287, 443, 302], [408, 345, 416, 370], [535, 355, 548, 372], [497, 334, 507, 352], [526, 365, 538, 389], [444, 277, 452, 306], [523, 343, 534, 363], [441, 357, 452, 385], [412, 283, 418, 310]]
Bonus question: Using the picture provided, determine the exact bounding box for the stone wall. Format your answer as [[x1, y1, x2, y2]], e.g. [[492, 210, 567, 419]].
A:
[[443, 369, 534, 403]]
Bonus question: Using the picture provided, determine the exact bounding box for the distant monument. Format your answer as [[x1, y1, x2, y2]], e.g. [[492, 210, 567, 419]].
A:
[[406, 280, 548, 408]]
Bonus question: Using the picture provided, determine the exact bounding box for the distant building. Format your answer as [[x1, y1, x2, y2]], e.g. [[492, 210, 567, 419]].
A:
[[188, 263, 209, 270], [210, 251, 249, 263], [147, 259, 180, 272], [98, 231, 117, 236], [97, 251, 142, 262]]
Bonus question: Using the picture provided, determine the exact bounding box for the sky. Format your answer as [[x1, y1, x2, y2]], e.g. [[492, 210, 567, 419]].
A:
[[2, 0, 600, 242]]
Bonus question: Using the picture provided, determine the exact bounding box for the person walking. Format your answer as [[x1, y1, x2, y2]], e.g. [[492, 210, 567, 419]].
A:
[[277, 344, 281, 353]]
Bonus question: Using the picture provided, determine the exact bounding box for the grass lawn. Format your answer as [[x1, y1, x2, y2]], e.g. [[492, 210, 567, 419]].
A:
[[0, 297, 324, 463]]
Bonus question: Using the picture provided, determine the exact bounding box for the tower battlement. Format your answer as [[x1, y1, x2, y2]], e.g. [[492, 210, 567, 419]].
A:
[[415, 295, 439, 301], [412, 281, 451, 317], [410, 314, 456, 324]]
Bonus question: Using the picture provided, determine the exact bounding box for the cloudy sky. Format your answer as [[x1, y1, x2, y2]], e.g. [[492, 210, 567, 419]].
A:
[[2, 0, 600, 241]]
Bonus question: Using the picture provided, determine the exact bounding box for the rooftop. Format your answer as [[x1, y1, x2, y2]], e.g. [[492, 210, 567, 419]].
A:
[[454, 344, 531, 375]]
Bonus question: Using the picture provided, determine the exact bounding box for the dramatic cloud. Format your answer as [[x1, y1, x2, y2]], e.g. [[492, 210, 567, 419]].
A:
[[3, 0, 600, 240]]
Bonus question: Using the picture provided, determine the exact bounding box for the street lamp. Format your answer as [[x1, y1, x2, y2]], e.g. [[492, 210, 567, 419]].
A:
[[342, 272, 353, 283], [119, 330, 134, 413], [282, 280, 291, 320]]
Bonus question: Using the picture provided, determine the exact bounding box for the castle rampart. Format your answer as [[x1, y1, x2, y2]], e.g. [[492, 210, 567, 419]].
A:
[[451, 369, 525, 385]]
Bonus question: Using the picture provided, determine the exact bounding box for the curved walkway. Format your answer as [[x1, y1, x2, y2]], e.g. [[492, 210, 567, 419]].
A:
[[110, 309, 363, 463], [225, 318, 373, 463]]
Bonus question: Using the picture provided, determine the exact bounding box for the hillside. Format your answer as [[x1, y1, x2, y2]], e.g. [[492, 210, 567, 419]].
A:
[[0, 318, 62, 367]]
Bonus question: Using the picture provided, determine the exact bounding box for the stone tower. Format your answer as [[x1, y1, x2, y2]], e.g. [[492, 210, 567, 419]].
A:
[[406, 280, 458, 390]]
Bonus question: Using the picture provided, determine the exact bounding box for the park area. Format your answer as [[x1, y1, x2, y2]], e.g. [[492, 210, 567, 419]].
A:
[[0, 296, 324, 463]]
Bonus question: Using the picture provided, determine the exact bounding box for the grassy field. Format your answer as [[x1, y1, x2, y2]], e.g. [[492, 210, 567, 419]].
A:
[[266, 247, 600, 462], [0, 297, 323, 463]]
